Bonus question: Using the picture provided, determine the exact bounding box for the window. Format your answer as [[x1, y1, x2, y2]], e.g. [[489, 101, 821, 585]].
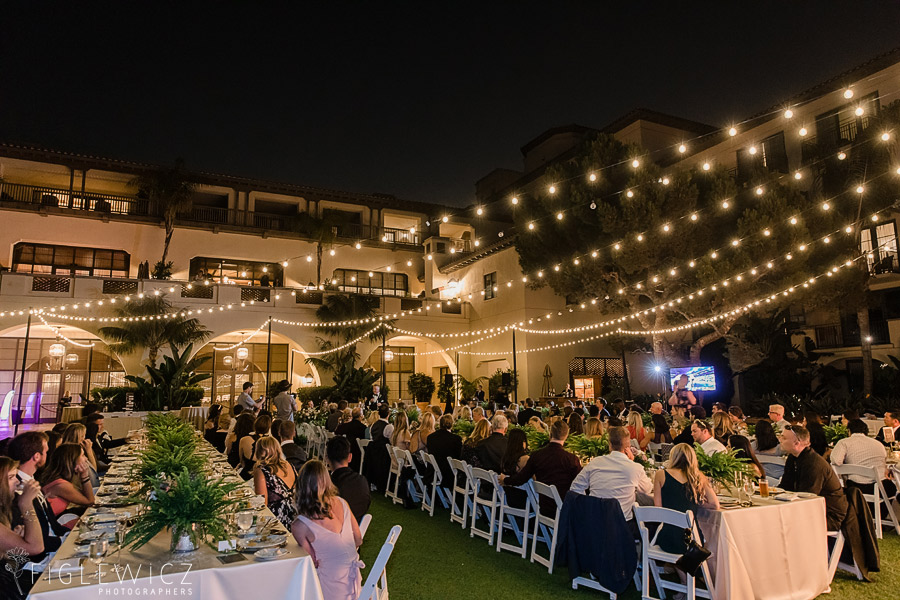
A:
[[484, 272, 497, 300], [331, 269, 409, 297], [814, 92, 879, 148], [860, 221, 898, 274], [364, 346, 415, 402], [12, 243, 129, 277], [736, 131, 787, 182], [189, 257, 283, 287]]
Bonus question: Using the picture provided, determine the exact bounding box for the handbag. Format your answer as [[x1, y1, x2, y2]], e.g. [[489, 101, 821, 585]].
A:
[[674, 517, 711, 576]]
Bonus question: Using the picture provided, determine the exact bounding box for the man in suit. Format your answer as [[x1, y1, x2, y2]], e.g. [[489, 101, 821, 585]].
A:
[[501, 419, 582, 514], [477, 413, 509, 472], [517, 398, 540, 426], [364, 405, 392, 492], [427, 414, 463, 490], [325, 402, 344, 432], [325, 436, 370, 522], [875, 410, 900, 445], [8, 432, 68, 565], [335, 407, 368, 473], [277, 420, 307, 472]]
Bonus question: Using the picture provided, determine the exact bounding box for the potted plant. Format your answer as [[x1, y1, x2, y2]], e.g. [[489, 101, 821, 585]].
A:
[[694, 444, 754, 490], [407, 372, 436, 405]]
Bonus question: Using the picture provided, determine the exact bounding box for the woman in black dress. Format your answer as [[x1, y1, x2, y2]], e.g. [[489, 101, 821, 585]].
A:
[[652, 443, 719, 554]]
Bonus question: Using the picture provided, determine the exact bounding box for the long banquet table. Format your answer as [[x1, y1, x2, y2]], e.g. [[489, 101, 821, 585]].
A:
[[28, 439, 324, 600], [698, 495, 829, 600]]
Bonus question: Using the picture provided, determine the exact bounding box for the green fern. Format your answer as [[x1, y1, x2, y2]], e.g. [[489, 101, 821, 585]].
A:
[[694, 443, 754, 488]]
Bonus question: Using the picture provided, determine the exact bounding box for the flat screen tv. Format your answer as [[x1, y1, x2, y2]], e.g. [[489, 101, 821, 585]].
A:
[[669, 366, 716, 392]]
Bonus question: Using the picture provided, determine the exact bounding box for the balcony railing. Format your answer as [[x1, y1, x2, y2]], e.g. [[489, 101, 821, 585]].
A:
[[0, 182, 423, 247], [815, 320, 891, 348]]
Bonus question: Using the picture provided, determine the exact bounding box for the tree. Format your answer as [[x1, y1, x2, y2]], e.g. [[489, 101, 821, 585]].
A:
[[125, 343, 211, 410], [407, 372, 436, 404], [304, 294, 387, 375], [99, 295, 211, 366], [513, 133, 868, 366], [293, 212, 341, 286], [129, 159, 197, 267]]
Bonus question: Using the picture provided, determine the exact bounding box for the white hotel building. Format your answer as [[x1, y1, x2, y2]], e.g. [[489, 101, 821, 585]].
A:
[[1, 48, 899, 423]]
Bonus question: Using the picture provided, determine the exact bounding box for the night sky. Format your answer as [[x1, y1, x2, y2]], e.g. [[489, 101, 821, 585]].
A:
[[2, 2, 900, 207]]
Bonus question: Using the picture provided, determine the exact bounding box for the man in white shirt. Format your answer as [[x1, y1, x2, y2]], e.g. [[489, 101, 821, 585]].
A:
[[570, 426, 653, 534], [831, 418, 894, 496], [691, 420, 726, 454], [768, 404, 791, 433]]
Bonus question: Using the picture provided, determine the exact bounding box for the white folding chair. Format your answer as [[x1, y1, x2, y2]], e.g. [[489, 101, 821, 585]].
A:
[[827, 530, 863, 581], [356, 438, 370, 475], [357, 525, 402, 600], [832, 463, 900, 538], [401, 449, 424, 503], [469, 468, 499, 545], [359, 514, 372, 540], [495, 480, 534, 558], [421, 452, 451, 516], [527, 480, 563, 573], [385, 447, 404, 504], [756, 454, 786, 488], [448, 458, 474, 528], [634, 506, 713, 600]]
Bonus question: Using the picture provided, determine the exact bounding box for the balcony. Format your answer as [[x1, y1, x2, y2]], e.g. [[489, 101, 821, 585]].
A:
[[0, 182, 422, 248], [814, 320, 891, 349]]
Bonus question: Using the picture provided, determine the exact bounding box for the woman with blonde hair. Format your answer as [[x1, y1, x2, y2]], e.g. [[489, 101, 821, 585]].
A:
[[253, 435, 298, 528], [653, 443, 719, 553], [410, 411, 435, 453], [626, 411, 650, 450], [1, 456, 44, 596], [390, 411, 411, 450], [712, 411, 735, 445], [61, 422, 100, 487], [460, 419, 491, 468], [291, 460, 363, 600], [527, 416, 549, 433], [38, 443, 95, 528], [584, 417, 604, 439]]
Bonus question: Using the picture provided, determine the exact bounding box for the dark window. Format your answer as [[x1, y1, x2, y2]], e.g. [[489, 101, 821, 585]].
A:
[[331, 269, 408, 297], [12, 243, 129, 277], [189, 257, 283, 287], [254, 199, 298, 216], [364, 346, 415, 402], [814, 92, 879, 148], [860, 221, 898, 275], [484, 272, 497, 300], [736, 131, 787, 182]]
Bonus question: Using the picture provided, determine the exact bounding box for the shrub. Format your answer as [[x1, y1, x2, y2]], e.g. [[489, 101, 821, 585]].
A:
[[296, 386, 334, 407], [91, 386, 141, 411]]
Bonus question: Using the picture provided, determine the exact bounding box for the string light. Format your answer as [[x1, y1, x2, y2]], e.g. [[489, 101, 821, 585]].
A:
[[35, 313, 95, 347], [211, 320, 271, 351]]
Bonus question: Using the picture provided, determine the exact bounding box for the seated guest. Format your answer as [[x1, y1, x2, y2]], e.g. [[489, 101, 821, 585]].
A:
[[568, 412, 585, 436], [584, 417, 604, 439], [528, 416, 550, 434], [728, 406, 747, 433], [238, 414, 271, 480], [751, 420, 784, 456], [570, 426, 653, 536], [501, 420, 582, 514], [517, 398, 540, 426], [728, 435, 765, 479], [60, 423, 100, 488], [768, 404, 791, 433], [291, 461, 363, 600], [204, 404, 223, 444], [252, 436, 298, 529], [84, 413, 129, 467], [501, 428, 529, 476], [875, 410, 900, 445], [334, 407, 367, 473], [472, 406, 486, 424], [672, 406, 706, 445], [711, 402, 727, 414], [363, 405, 393, 493], [38, 443, 95, 527], [593, 399, 612, 422], [803, 411, 828, 456], [325, 402, 344, 432], [780, 425, 848, 530], [390, 411, 412, 457], [325, 436, 371, 522], [712, 412, 735, 446], [691, 420, 726, 455], [429, 405, 443, 420], [831, 419, 896, 498], [650, 413, 673, 444], [1, 456, 45, 596], [461, 419, 491, 468], [209, 413, 231, 453], [277, 420, 308, 471], [653, 443, 720, 553], [626, 412, 649, 450], [226, 413, 255, 467], [477, 414, 509, 473], [8, 433, 66, 562], [228, 404, 244, 432], [428, 415, 463, 490], [841, 409, 859, 427], [410, 412, 436, 454]]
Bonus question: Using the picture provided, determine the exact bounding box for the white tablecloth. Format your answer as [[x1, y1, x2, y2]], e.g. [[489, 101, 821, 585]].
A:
[[59, 406, 83, 423], [180, 406, 209, 430], [698, 497, 829, 600]]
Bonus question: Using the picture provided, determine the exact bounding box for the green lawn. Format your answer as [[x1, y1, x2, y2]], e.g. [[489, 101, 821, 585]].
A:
[[357, 495, 899, 600]]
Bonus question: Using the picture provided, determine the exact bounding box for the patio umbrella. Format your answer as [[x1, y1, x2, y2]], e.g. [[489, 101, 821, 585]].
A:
[[541, 364, 553, 397]]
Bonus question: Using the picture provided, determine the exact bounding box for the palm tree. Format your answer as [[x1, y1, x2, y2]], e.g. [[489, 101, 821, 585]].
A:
[[293, 212, 341, 286], [98, 295, 211, 366], [129, 159, 197, 266], [305, 294, 384, 375]]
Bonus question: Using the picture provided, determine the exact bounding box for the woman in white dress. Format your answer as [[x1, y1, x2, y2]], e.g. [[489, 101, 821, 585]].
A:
[[291, 460, 364, 600]]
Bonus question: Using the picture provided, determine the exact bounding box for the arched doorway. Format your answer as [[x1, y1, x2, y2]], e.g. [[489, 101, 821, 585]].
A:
[[0, 322, 125, 424], [360, 334, 455, 403]]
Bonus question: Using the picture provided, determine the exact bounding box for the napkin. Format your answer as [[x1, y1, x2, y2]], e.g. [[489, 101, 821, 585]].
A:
[[48, 559, 84, 576], [773, 493, 799, 502]]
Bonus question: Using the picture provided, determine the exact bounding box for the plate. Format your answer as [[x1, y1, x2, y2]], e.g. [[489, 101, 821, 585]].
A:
[[766, 487, 784, 495], [254, 548, 290, 561], [238, 534, 287, 551], [717, 495, 739, 505], [87, 512, 129, 524], [797, 492, 818, 499], [77, 528, 114, 542]]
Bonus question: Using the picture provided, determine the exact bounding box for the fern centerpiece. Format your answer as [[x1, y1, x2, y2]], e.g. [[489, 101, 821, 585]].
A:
[[451, 419, 475, 438], [823, 423, 849, 445], [694, 444, 754, 489], [565, 433, 610, 462], [522, 426, 550, 452], [124, 468, 243, 552]]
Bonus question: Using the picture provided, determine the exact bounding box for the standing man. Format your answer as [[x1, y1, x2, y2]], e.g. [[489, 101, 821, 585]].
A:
[[237, 382, 261, 414], [272, 380, 298, 421]]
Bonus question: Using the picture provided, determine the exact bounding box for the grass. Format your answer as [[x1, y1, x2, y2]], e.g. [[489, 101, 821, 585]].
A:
[[357, 495, 900, 600]]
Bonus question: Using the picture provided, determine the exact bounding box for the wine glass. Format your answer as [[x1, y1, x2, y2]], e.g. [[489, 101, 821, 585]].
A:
[[111, 519, 127, 573], [236, 512, 253, 534], [87, 536, 109, 579]]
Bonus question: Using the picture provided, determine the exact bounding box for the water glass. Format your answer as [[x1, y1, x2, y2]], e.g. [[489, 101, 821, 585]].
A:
[[236, 512, 253, 533]]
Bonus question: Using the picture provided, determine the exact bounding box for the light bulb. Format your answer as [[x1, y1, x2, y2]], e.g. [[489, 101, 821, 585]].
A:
[[636, 234, 644, 242], [329, 249, 336, 256], [881, 132, 891, 141], [822, 202, 830, 211], [838, 152, 846, 160], [843, 89, 854, 99], [556, 212, 563, 220], [690, 213, 698, 221], [763, 229, 771, 236], [406, 260, 412, 267], [631, 159, 640, 168], [661, 177, 670, 185], [721, 200, 730, 209], [728, 127, 737, 137], [731, 239, 740, 247], [794, 171, 802, 180], [855, 106, 864, 116], [511, 196, 519, 205], [442, 216, 449, 223], [790, 217, 798, 225], [755, 187, 764, 196], [549, 185, 556, 194], [306, 256, 312, 262], [626, 189, 634, 198], [476, 207, 483, 215], [711, 251, 718, 259], [784, 109, 793, 119], [702, 162, 711, 171], [678, 144, 687, 153], [588, 172, 597, 182], [589, 202, 597, 210], [872, 214, 879, 222], [799, 127, 808, 137], [528, 222, 535, 230], [856, 185, 864, 194], [282, 260, 288, 267], [748, 146, 758, 155], [355, 242, 362, 249], [663, 224, 670, 232]]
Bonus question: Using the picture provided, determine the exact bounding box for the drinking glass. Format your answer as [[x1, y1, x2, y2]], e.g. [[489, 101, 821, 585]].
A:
[[236, 512, 253, 534], [87, 536, 109, 579], [113, 519, 127, 570]]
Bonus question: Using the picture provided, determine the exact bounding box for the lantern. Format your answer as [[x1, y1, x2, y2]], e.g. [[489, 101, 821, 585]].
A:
[[48, 343, 65, 358]]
